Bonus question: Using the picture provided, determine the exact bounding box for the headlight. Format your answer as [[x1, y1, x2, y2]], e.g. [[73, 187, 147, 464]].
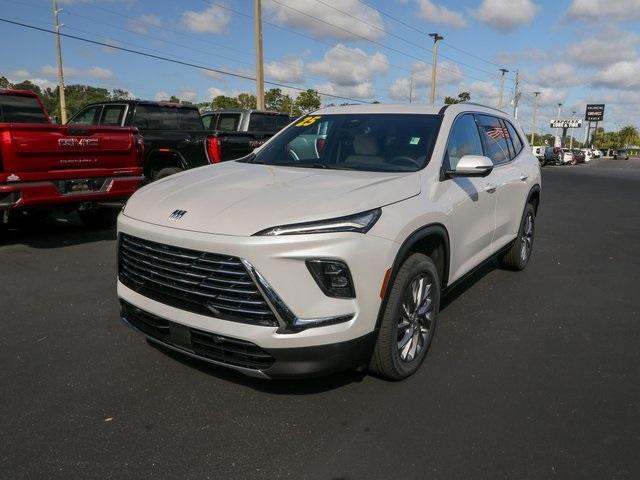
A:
[[254, 208, 381, 236]]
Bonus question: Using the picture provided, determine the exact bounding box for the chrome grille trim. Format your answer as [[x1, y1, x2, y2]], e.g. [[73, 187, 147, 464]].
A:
[[118, 234, 278, 326]]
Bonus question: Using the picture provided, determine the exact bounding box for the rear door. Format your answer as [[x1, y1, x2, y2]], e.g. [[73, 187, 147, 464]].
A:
[[444, 113, 498, 282]]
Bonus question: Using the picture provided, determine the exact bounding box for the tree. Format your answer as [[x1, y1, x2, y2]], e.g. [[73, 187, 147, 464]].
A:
[[211, 95, 240, 110], [111, 89, 131, 100], [236, 93, 256, 109], [0, 76, 10, 88], [618, 125, 638, 147], [264, 88, 286, 111], [295, 89, 321, 113], [444, 91, 471, 104]]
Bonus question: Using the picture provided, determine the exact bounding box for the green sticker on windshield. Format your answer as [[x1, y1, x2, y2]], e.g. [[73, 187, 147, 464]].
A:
[[409, 136, 421, 145]]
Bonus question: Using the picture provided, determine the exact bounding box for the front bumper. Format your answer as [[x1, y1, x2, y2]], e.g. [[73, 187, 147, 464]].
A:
[[121, 301, 376, 378]]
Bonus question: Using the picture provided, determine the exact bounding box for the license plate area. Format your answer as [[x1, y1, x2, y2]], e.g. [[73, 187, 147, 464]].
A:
[[57, 178, 108, 195]]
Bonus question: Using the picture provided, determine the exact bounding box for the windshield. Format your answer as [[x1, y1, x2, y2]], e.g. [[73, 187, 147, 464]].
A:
[[134, 105, 204, 130], [249, 113, 442, 172]]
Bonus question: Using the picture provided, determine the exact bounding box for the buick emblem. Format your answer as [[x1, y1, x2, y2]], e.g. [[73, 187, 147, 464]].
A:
[[169, 209, 187, 221]]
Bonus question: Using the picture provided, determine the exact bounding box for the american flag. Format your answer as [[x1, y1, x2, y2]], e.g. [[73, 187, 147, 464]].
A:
[[484, 126, 509, 140]]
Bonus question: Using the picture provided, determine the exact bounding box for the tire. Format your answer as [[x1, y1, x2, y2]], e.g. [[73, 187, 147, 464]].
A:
[[369, 253, 441, 380], [499, 203, 536, 271], [78, 207, 119, 229], [154, 167, 182, 180]]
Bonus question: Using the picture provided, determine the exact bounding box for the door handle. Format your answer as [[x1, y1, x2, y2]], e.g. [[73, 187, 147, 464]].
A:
[[484, 183, 497, 193], [520, 174, 529, 181]]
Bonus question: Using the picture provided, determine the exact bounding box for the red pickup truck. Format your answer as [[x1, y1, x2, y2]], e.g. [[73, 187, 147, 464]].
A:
[[0, 89, 144, 228]]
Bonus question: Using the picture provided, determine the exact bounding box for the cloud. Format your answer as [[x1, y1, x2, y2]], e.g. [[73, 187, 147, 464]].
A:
[[178, 89, 198, 102], [128, 14, 162, 34], [264, 0, 385, 41], [182, 4, 231, 33], [493, 48, 546, 65], [153, 91, 170, 101], [591, 60, 640, 90], [8, 69, 31, 79], [566, 34, 639, 67], [537, 63, 581, 88], [315, 81, 376, 99], [474, 0, 539, 33], [207, 87, 227, 98], [566, 0, 640, 22], [388, 61, 463, 101], [40, 65, 113, 79], [308, 44, 389, 86], [264, 58, 305, 83], [415, 0, 466, 27]]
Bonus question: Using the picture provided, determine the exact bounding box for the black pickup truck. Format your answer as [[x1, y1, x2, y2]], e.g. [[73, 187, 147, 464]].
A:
[[68, 100, 213, 180], [200, 109, 293, 162]]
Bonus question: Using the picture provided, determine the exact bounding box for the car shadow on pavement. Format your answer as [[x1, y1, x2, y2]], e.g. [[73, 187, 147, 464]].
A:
[[440, 258, 498, 310], [148, 340, 368, 394], [0, 214, 116, 249]]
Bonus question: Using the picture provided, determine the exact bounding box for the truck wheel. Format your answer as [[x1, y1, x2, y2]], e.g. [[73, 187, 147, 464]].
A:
[[78, 208, 119, 229], [369, 253, 440, 380], [499, 204, 535, 271], [154, 167, 182, 180]]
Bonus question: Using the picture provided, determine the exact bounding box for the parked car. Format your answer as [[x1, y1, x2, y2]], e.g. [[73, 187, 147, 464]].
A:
[[68, 100, 214, 180], [531, 145, 545, 161], [1, 88, 144, 229], [613, 149, 629, 160], [560, 148, 574, 165], [580, 148, 592, 162], [591, 149, 602, 158], [572, 149, 585, 164], [200, 109, 292, 162], [117, 103, 541, 380]]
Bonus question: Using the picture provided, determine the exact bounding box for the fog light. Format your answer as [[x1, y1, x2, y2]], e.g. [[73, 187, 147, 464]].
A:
[[306, 259, 355, 298]]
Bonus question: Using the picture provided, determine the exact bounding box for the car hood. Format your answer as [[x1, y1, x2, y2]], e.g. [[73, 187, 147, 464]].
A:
[[123, 161, 421, 236]]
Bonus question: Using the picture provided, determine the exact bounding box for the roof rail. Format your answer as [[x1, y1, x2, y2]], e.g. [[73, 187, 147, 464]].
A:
[[458, 101, 507, 115]]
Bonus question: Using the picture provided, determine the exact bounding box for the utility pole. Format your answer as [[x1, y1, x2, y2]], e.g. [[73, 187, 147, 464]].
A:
[[254, 0, 265, 110], [52, 0, 67, 123], [512, 69, 520, 118], [428, 33, 443, 106], [498, 68, 509, 109], [409, 76, 414, 103], [531, 91, 540, 145], [569, 111, 576, 149]]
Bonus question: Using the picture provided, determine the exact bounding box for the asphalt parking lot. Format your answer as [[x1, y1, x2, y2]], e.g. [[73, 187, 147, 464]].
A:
[[2, 158, 639, 480]]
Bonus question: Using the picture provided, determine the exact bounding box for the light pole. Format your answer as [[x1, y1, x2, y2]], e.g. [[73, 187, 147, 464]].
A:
[[531, 91, 540, 145], [556, 103, 563, 147], [569, 110, 576, 149], [52, 0, 67, 123], [428, 33, 444, 106], [498, 68, 509, 109]]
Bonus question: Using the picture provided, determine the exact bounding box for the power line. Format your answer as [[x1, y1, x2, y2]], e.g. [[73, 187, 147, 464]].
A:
[[0, 17, 372, 103]]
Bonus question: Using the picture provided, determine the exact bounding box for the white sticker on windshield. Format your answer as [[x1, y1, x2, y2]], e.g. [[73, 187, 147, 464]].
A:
[[409, 137, 421, 145]]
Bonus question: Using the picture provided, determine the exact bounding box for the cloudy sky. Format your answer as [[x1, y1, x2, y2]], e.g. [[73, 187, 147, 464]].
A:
[[2, 0, 639, 135]]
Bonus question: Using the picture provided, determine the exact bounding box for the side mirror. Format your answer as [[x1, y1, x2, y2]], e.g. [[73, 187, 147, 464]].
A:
[[446, 155, 494, 178]]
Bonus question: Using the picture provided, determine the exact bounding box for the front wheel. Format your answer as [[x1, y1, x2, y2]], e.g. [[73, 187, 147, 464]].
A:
[[369, 253, 440, 380], [499, 204, 535, 270]]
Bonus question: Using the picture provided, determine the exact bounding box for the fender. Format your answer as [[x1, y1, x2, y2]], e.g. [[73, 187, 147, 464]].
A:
[[144, 148, 189, 175], [526, 184, 541, 214], [374, 223, 451, 332]]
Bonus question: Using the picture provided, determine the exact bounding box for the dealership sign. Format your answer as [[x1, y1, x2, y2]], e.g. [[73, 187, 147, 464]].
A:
[[585, 104, 605, 122], [550, 119, 583, 128]]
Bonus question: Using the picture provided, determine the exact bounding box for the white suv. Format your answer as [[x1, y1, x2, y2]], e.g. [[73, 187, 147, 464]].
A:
[[117, 103, 541, 380]]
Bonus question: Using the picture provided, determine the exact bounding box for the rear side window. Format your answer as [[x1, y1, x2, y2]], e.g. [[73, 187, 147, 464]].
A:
[[248, 113, 291, 133], [134, 105, 204, 130], [505, 121, 523, 157], [216, 113, 240, 131], [477, 115, 511, 165], [101, 105, 126, 126], [201, 114, 216, 129], [445, 114, 484, 170], [69, 105, 102, 126], [0, 94, 49, 123]]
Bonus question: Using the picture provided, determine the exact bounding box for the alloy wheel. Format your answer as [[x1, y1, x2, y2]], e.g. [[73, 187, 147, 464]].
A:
[[397, 275, 435, 363], [520, 213, 534, 262]]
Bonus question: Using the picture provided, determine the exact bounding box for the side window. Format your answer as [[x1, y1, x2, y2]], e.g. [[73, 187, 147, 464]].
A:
[[477, 114, 511, 165], [202, 114, 216, 129], [216, 113, 240, 131], [69, 106, 102, 125], [445, 114, 484, 170], [505, 121, 523, 157], [101, 105, 126, 126]]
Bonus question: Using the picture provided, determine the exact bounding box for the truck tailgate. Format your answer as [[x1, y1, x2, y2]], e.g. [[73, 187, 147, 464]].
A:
[[1, 124, 140, 173]]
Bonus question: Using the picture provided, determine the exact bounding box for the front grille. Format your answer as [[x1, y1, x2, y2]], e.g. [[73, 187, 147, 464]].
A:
[[121, 302, 274, 370], [118, 233, 277, 326]]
